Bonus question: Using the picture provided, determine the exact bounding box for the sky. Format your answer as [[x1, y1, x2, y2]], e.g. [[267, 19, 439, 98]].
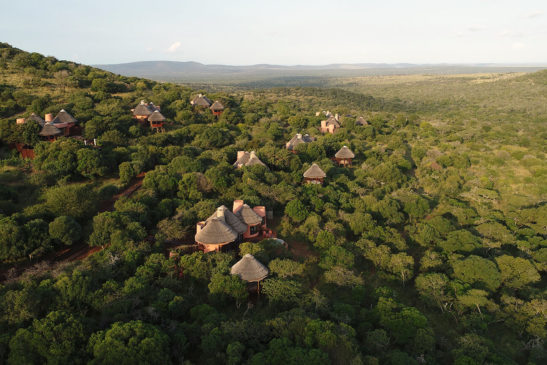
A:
[[2, 0, 547, 65]]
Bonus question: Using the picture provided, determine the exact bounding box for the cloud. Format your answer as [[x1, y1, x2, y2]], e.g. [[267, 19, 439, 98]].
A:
[[167, 41, 181, 53], [467, 25, 486, 32], [498, 30, 524, 38], [512, 42, 525, 50], [525, 11, 543, 19]]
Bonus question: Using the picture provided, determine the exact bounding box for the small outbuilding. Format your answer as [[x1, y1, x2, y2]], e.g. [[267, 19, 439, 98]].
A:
[[303, 163, 326, 184], [210, 100, 225, 116], [231, 254, 269, 290], [334, 145, 355, 166]]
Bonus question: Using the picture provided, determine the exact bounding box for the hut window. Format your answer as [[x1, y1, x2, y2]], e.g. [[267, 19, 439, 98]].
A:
[[250, 225, 259, 235]]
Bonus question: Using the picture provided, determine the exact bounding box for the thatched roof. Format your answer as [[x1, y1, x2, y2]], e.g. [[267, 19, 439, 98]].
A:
[[356, 116, 368, 126], [133, 100, 154, 116], [236, 204, 263, 225], [231, 254, 269, 282], [191, 94, 212, 107], [324, 116, 340, 128], [52, 109, 76, 124], [39, 123, 62, 137], [234, 151, 266, 168], [303, 163, 326, 179], [335, 146, 355, 159], [195, 217, 238, 245], [28, 113, 45, 127], [210, 100, 224, 111], [246, 152, 266, 167], [208, 205, 247, 235], [286, 133, 313, 151], [148, 110, 165, 122]]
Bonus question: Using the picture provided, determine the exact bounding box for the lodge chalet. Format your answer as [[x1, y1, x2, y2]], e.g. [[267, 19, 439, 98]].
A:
[[132, 100, 165, 131], [195, 200, 268, 252], [320, 115, 340, 134]]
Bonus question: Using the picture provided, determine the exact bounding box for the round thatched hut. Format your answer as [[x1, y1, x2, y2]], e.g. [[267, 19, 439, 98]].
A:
[[303, 163, 326, 184], [195, 217, 238, 253], [231, 254, 269, 289], [334, 146, 355, 166]]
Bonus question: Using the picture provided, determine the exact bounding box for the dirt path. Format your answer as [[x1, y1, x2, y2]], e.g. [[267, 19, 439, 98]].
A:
[[0, 174, 146, 283]]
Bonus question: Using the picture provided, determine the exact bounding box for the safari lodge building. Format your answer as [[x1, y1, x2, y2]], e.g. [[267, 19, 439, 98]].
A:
[[195, 200, 267, 252]]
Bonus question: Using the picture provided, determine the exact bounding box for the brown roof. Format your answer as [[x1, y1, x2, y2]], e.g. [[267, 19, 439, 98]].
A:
[[236, 204, 263, 225], [39, 123, 62, 136], [133, 100, 154, 116], [231, 254, 269, 282], [148, 110, 165, 122], [286, 133, 314, 151], [324, 116, 340, 128], [195, 217, 238, 245], [208, 206, 247, 235], [28, 113, 45, 127], [210, 100, 224, 111], [303, 163, 326, 179], [52, 109, 76, 124], [234, 151, 266, 168], [335, 146, 355, 159], [191, 94, 212, 107], [356, 116, 368, 126]]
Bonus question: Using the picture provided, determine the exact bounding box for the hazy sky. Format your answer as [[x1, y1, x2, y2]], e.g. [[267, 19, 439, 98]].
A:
[[2, 0, 546, 65]]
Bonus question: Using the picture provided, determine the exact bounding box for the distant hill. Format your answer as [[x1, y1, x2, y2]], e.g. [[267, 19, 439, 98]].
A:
[[95, 61, 547, 85]]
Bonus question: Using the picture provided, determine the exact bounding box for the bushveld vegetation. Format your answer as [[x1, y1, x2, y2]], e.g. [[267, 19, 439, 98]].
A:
[[0, 43, 545, 364]]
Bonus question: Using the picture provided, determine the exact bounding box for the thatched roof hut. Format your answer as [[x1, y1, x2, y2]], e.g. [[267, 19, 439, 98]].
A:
[[28, 113, 45, 127], [52, 109, 76, 124], [286, 133, 314, 151], [335, 146, 355, 159], [231, 254, 269, 282], [148, 110, 165, 122], [303, 163, 326, 179], [236, 204, 263, 225], [133, 100, 154, 116], [39, 123, 62, 137], [195, 217, 238, 245], [210, 100, 224, 111], [208, 205, 248, 235], [233, 151, 266, 168], [356, 116, 368, 126], [191, 94, 212, 108]]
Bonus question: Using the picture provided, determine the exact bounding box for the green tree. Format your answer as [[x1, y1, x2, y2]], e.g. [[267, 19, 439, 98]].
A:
[[262, 278, 303, 305], [452, 255, 501, 291], [77, 148, 106, 178], [44, 184, 97, 220], [8, 310, 86, 365], [495, 255, 540, 289], [118, 161, 136, 185], [88, 321, 170, 365], [208, 273, 249, 307], [285, 199, 309, 223], [49, 216, 81, 246]]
